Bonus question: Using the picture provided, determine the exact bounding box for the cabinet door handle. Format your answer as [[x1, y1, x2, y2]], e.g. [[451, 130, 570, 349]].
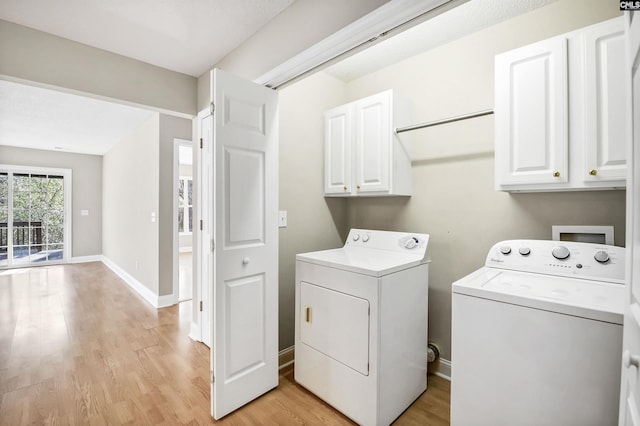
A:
[[553, 171, 561, 178], [305, 307, 312, 323], [589, 169, 597, 176], [343, 186, 347, 191], [356, 184, 361, 190]]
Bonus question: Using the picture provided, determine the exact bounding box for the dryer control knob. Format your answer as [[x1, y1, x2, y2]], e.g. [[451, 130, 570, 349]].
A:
[[594, 250, 610, 264], [519, 247, 531, 256], [362, 234, 370, 242], [404, 237, 418, 249], [499, 246, 511, 255], [552, 246, 570, 260], [352, 233, 360, 242]]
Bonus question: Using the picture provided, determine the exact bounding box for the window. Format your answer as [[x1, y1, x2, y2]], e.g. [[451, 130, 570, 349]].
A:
[[178, 176, 193, 234], [0, 166, 70, 267]]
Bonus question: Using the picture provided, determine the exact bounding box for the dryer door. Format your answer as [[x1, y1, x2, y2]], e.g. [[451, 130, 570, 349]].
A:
[[300, 281, 370, 375]]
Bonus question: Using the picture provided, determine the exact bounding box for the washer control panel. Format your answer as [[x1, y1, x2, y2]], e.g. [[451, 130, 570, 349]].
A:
[[345, 228, 429, 254], [486, 239, 625, 283]]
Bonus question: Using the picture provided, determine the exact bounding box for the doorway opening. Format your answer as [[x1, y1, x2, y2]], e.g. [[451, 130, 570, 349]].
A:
[[173, 139, 194, 304]]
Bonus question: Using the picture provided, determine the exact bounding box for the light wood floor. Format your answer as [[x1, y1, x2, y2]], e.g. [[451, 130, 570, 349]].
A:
[[0, 262, 450, 425]]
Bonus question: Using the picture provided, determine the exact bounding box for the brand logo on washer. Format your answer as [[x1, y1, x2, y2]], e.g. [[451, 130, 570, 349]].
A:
[[489, 258, 504, 263]]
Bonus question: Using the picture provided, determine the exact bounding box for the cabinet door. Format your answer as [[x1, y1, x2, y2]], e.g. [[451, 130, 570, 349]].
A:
[[583, 19, 626, 183], [324, 105, 352, 195], [354, 91, 391, 194], [495, 37, 568, 188]]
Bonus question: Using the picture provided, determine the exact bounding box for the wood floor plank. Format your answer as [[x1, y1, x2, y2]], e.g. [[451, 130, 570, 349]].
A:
[[0, 262, 451, 425]]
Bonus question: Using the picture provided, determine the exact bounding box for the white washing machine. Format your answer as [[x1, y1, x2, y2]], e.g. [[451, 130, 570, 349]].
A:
[[294, 229, 430, 426], [451, 239, 625, 426]]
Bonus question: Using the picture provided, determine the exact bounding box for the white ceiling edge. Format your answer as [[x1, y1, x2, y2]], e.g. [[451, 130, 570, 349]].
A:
[[256, 0, 560, 88], [0, 79, 156, 155], [254, 0, 458, 89], [325, 0, 560, 82]]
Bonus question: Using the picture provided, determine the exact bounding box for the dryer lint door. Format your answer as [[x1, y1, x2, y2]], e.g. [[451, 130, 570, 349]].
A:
[[299, 282, 370, 375]]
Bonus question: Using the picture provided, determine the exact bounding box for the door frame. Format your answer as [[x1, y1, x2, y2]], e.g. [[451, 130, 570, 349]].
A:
[[172, 138, 194, 304], [0, 164, 72, 268]]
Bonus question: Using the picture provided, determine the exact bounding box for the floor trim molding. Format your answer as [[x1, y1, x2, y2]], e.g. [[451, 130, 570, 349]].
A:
[[429, 357, 451, 381], [279, 346, 295, 370], [101, 256, 159, 309], [71, 255, 102, 263]]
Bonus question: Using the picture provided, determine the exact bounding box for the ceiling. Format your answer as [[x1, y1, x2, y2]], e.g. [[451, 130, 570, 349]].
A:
[[0, 0, 295, 78], [0, 0, 558, 156]]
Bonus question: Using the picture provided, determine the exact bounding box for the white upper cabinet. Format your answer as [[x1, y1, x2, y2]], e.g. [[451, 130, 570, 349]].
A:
[[324, 90, 412, 197], [495, 17, 626, 192], [582, 18, 626, 183], [495, 36, 568, 187]]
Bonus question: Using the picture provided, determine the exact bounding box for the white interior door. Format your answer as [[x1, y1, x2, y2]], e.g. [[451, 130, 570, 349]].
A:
[[198, 111, 213, 348], [211, 68, 279, 419], [620, 10, 640, 426]]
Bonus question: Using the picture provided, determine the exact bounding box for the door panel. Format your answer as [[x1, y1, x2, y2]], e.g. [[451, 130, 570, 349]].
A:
[[225, 148, 264, 246], [324, 105, 352, 194], [621, 11, 640, 426], [495, 36, 568, 186], [584, 20, 626, 182], [212, 68, 278, 420]]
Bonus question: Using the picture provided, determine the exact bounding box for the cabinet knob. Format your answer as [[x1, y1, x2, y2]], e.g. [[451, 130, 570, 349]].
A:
[[553, 171, 561, 178], [357, 184, 361, 190], [589, 169, 598, 176], [343, 186, 347, 191]]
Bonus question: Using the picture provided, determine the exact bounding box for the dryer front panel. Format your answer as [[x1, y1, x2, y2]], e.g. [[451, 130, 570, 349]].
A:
[[299, 281, 370, 375]]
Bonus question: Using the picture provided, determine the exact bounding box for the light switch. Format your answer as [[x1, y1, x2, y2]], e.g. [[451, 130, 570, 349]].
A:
[[80, 209, 89, 216], [278, 211, 287, 228]]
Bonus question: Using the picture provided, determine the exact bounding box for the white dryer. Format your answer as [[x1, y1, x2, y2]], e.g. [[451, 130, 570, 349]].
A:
[[294, 229, 430, 426], [451, 239, 625, 426]]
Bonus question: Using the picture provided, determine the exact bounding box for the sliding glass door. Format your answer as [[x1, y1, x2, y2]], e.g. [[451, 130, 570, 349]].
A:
[[0, 166, 71, 268]]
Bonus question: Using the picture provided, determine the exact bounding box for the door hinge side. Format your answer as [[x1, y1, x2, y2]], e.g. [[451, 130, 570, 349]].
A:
[[199, 301, 203, 312], [200, 220, 203, 230], [211, 371, 215, 383], [210, 239, 215, 252], [199, 137, 203, 149], [210, 102, 215, 115]]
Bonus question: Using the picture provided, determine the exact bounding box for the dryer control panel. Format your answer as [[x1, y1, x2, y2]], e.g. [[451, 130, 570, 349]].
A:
[[345, 228, 429, 255], [486, 239, 625, 283]]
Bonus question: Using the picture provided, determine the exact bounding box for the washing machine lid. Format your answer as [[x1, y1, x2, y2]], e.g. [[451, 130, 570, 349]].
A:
[[296, 247, 425, 277], [452, 267, 624, 324]]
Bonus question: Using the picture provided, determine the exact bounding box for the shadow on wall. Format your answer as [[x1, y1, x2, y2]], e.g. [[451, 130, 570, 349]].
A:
[[324, 197, 350, 242], [509, 190, 627, 246]]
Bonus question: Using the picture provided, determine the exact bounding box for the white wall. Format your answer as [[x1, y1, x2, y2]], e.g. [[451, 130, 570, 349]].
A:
[[0, 146, 103, 258], [0, 19, 197, 117], [158, 114, 192, 296], [277, 71, 350, 349], [278, 0, 625, 357], [103, 113, 160, 293]]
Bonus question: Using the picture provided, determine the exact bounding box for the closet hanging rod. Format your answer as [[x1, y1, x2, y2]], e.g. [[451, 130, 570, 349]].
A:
[[395, 109, 494, 134]]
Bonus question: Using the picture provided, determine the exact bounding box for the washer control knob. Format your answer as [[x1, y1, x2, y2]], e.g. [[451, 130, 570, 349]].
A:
[[352, 233, 360, 242], [362, 234, 370, 243], [594, 250, 610, 264], [519, 247, 531, 256], [552, 246, 570, 260], [499, 246, 511, 255]]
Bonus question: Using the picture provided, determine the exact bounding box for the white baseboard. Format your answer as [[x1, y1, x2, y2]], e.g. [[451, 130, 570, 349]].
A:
[[71, 255, 102, 263], [429, 357, 451, 381], [101, 256, 160, 309], [279, 346, 295, 370], [158, 294, 178, 308], [188, 321, 202, 342]]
